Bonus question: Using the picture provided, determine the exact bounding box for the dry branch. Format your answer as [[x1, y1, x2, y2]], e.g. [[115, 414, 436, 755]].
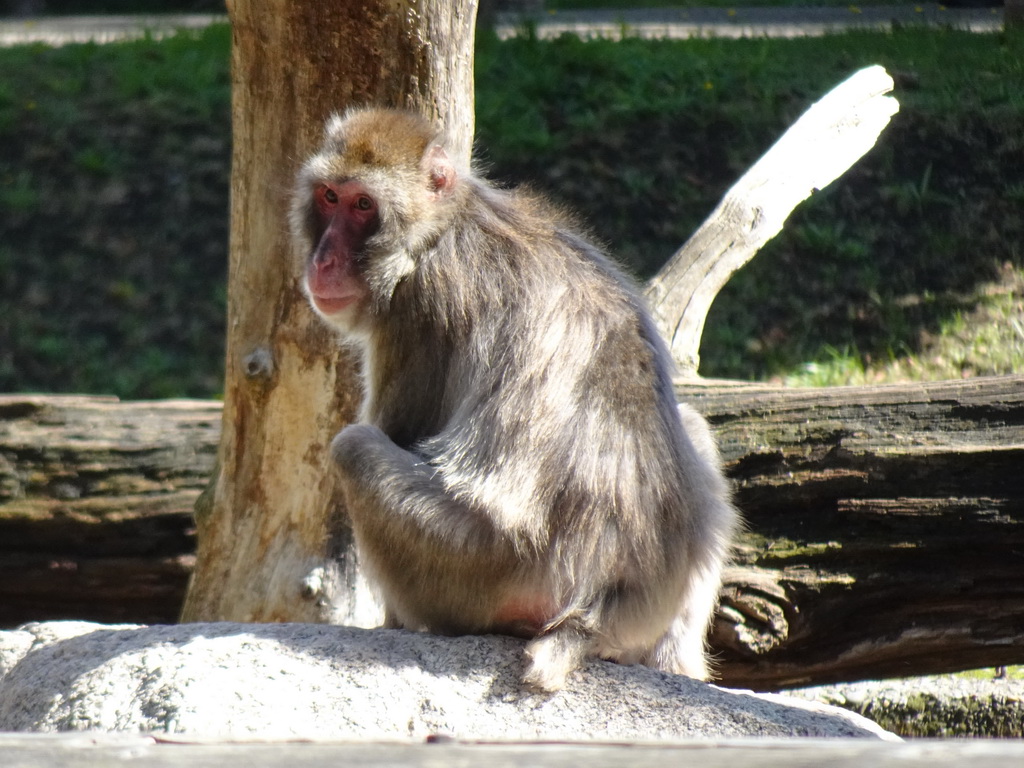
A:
[[644, 65, 900, 375]]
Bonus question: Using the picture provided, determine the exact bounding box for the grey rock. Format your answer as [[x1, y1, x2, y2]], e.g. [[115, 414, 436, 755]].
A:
[[0, 621, 896, 740], [790, 674, 1024, 737]]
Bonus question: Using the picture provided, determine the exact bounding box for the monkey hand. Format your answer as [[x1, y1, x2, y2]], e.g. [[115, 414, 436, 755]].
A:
[[330, 423, 391, 473], [329, 423, 436, 528]]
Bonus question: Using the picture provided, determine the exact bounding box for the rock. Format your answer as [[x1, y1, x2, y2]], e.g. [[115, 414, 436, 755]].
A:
[[790, 674, 1024, 738], [0, 621, 895, 740]]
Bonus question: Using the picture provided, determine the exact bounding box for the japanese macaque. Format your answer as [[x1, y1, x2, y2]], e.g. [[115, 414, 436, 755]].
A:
[[291, 107, 738, 691]]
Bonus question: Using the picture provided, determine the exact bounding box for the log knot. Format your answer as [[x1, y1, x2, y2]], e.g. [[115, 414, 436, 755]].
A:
[[242, 347, 275, 380]]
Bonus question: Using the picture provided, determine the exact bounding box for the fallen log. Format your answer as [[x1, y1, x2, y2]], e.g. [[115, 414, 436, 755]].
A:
[[2, 382, 1021, 689], [679, 375, 1024, 689], [0, 396, 217, 626]]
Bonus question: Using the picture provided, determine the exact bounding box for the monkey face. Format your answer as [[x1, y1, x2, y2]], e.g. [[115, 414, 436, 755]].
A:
[[291, 108, 461, 329], [303, 179, 379, 319]]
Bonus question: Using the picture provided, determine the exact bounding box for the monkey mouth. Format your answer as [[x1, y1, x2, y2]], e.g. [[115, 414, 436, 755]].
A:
[[311, 293, 360, 315]]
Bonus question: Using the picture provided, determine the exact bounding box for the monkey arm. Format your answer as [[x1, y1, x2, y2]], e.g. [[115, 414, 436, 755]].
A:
[[330, 422, 547, 635], [330, 423, 517, 556]]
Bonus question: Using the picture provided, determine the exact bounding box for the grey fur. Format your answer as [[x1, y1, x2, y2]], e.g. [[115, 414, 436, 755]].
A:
[[292, 107, 739, 691]]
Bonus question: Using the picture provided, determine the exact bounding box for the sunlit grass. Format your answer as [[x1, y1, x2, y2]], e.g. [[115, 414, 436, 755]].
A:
[[783, 264, 1024, 386], [956, 665, 1024, 681]]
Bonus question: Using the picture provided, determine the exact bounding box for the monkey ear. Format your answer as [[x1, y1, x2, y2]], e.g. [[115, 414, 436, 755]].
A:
[[423, 145, 457, 199]]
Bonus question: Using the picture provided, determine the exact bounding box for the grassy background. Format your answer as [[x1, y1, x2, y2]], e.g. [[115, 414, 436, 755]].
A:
[[0, 23, 1022, 397], [0, 27, 230, 397]]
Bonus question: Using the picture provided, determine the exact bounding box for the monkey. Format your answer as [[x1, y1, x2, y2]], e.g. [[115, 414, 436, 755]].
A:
[[291, 107, 738, 692]]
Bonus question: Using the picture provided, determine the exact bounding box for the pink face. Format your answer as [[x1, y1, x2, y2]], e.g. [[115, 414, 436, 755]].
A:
[[305, 180, 380, 317]]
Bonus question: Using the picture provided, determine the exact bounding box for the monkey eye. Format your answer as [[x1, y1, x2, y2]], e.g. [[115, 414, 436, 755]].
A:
[[354, 195, 374, 212], [315, 185, 340, 212]]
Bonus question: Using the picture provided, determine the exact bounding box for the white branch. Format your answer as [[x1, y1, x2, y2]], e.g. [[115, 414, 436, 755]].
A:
[[644, 65, 899, 376]]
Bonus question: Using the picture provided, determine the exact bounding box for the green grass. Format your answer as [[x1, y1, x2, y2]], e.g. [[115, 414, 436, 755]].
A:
[[0, 26, 231, 398], [956, 665, 1024, 681], [1, 24, 1022, 397], [784, 264, 1024, 385], [475, 29, 1024, 382]]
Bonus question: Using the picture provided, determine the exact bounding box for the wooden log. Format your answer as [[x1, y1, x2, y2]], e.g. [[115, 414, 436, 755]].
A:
[[0, 396, 218, 626], [7, 733, 1024, 766], [678, 375, 1024, 689], [2, 381, 1022, 689]]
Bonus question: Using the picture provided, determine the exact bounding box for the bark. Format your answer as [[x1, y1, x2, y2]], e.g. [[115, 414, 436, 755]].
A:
[[678, 375, 1024, 690], [0, 396, 216, 626], [3, 379, 1021, 689], [180, 0, 478, 625], [644, 65, 899, 375]]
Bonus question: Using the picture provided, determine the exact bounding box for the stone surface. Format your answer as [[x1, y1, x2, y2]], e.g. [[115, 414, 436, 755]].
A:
[[0, 621, 895, 740], [791, 674, 1024, 737]]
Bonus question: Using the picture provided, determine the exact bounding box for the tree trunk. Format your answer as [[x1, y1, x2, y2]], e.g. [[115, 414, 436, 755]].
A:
[[180, 0, 478, 625], [3, 379, 1021, 688]]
